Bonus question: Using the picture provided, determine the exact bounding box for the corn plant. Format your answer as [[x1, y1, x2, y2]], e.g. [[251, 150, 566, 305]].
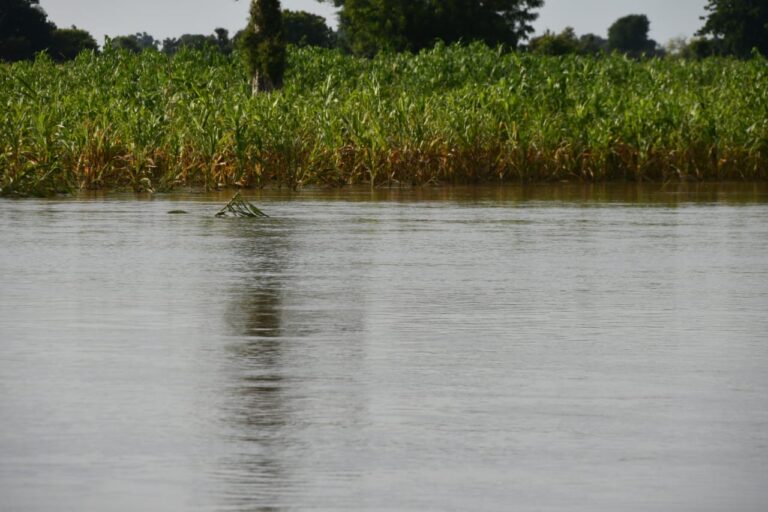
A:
[[1, 44, 766, 197]]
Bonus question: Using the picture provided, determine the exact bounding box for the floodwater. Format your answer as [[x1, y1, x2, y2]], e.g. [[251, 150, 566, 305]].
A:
[[1, 183, 767, 512]]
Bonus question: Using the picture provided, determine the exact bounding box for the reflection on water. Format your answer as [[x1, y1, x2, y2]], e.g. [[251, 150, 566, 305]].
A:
[[1, 183, 767, 512], [216, 217, 373, 510], [220, 220, 294, 509]]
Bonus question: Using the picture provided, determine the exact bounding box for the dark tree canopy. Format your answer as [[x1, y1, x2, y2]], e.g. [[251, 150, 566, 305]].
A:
[[323, 0, 544, 56], [163, 34, 212, 55], [579, 33, 608, 55], [283, 10, 336, 48], [426, 0, 544, 50], [1, 1, 98, 62], [528, 28, 608, 56], [110, 32, 160, 53], [214, 28, 233, 53], [162, 29, 233, 55], [332, 0, 409, 55], [50, 27, 98, 61], [686, 37, 725, 59], [529, 27, 579, 56], [0, 0, 55, 61], [607, 14, 657, 57], [698, 0, 768, 57]]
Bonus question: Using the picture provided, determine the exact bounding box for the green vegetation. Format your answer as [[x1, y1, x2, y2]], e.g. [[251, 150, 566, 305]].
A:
[[1, 44, 767, 196]]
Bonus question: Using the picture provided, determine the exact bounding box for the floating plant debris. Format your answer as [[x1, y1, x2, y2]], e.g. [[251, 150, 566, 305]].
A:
[[215, 192, 269, 218]]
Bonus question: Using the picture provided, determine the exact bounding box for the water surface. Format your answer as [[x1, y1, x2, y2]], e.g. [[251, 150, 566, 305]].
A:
[[1, 183, 767, 511]]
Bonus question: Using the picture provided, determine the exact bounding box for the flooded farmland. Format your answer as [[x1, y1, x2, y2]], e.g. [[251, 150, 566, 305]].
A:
[[1, 183, 767, 511]]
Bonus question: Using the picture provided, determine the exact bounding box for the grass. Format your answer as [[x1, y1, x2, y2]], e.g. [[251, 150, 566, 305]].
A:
[[1, 43, 767, 196]]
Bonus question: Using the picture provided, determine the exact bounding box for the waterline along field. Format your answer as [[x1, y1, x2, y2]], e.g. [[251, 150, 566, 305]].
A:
[[1, 44, 767, 196]]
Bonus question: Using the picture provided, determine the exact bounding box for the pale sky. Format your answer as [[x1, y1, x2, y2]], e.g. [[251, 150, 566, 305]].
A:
[[39, 0, 709, 47]]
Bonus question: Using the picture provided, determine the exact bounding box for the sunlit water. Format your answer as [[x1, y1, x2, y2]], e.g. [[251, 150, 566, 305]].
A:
[[1, 184, 767, 512]]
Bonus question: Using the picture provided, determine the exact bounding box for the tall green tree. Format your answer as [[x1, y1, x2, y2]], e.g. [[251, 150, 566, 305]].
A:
[[698, 0, 768, 57], [0, 0, 55, 61], [241, 0, 286, 93], [607, 14, 657, 57], [323, 0, 544, 56]]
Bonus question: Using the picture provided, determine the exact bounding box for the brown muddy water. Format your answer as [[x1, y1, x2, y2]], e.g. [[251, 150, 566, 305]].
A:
[[1, 183, 767, 511]]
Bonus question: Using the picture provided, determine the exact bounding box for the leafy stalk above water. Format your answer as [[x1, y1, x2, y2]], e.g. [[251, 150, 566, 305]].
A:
[[215, 191, 269, 218]]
